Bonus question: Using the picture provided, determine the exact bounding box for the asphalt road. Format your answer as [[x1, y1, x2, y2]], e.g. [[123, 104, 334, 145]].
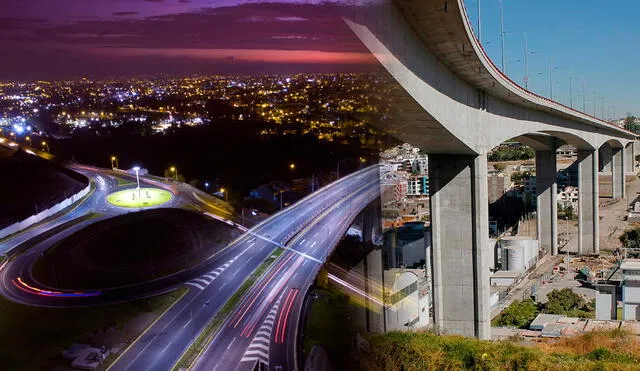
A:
[[0, 164, 242, 307], [191, 178, 380, 371], [0, 161, 380, 371], [108, 166, 380, 371]]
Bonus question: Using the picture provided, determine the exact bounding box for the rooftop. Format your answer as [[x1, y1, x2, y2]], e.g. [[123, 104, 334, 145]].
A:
[[621, 259, 640, 271]]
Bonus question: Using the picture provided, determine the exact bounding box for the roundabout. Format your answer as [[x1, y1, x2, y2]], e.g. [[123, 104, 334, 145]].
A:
[[106, 187, 172, 208]]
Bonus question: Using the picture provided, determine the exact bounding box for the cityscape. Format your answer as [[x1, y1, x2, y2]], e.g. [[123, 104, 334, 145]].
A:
[[2, 1, 640, 371]]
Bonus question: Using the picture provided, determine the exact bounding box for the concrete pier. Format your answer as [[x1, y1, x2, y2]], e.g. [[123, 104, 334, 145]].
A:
[[578, 150, 600, 255], [429, 154, 490, 339], [613, 147, 625, 199], [536, 151, 558, 256]]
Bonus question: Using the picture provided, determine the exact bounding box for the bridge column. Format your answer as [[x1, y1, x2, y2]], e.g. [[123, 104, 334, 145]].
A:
[[578, 150, 599, 255], [599, 145, 613, 172], [612, 147, 625, 199], [536, 151, 558, 255], [625, 143, 635, 174], [429, 154, 489, 339]]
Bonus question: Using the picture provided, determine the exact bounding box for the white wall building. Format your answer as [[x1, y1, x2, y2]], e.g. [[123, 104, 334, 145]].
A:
[[384, 269, 430, 331]]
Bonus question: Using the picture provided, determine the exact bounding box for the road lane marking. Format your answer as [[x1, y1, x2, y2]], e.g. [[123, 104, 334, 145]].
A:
[[240, 296, 281, 365], [227, 337, 237, 350], [185, 282, 204, 290], [161, 341, 172, 353]]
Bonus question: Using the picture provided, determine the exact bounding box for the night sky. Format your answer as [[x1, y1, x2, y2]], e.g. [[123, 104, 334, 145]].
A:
[[0, 0, 377, 80]]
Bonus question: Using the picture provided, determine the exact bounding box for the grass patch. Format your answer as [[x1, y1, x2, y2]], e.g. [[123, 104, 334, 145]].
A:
[[0, 287, 186, 370], [32, 209, 240, 290], [173, 247, 284, 370], [106, 188, 172, 208], [352, 329, 640, 370], [116, 177, 136, 187]]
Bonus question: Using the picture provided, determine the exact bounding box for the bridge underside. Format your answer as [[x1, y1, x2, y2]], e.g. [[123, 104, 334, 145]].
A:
[[348, 1, 637, 339]]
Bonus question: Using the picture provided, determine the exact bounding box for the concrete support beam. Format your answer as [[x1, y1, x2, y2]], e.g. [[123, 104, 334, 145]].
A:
[[536, 151, 558, 255], [625, 143, 635, 174], [599, 145, 613, 172], [578, 150, 599, 255], [429, 154, 489, 339], [612, 147, 625, 199]]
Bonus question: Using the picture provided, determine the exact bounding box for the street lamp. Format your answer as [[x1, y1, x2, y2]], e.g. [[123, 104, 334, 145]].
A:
[[289, 163, 295, 179], [41, 141, 49, 152], [529, 51, 552, 98], [111, 155, 118, 169], [505, 59, 521, 75], [170, 166, 178, 181], [504, 31, 528, 89], [25, 136, 31, 147], [204, 182, 210, 192], [133, 166, 141, 199], [220, 188, 228, 203]]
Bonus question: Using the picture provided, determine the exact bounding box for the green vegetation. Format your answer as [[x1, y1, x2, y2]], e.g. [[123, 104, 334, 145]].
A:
[[488, 145, 535, 162], [510, 171, 533, 185], [173, 247, 284, 370], [115, 177, 135, 187], [558, 203, 576, 220], [543, 288, 595, 318], [494, 289, 594, 329], [624, 114, 639, 133], [106, 188, 172, 208], [493, 299, 539, 328], [0, 287, 186, 370], [620, 228, 640, 250], [352, 329, 640, 370], [32, 209, 239, 290]]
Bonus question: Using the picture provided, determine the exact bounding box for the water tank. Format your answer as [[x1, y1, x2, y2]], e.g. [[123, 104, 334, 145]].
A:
[[500, 237, 537, 271]]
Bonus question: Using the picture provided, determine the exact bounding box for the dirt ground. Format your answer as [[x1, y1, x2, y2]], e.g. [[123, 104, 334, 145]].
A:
[[517, 173, 640, 254]]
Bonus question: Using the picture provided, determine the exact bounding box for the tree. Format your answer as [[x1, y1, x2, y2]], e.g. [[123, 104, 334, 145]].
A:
[[624, 114, 639, 133], [495, 299, 539, 328], [620, 228, 640, 250], [558, 203, 574, 220], [543, 288, 585, 315]]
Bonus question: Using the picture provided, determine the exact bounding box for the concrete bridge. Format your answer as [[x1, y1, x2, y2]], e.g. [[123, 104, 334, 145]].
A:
[[346, 0, 638, 339]]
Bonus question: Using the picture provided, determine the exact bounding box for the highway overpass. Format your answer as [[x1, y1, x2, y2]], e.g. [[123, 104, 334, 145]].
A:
[[344, 0, 638, 339], [107, 166, 380, 371]]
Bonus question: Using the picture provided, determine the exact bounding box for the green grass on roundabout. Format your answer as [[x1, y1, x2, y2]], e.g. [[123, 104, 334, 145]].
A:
[[106, 187, 172, 208]]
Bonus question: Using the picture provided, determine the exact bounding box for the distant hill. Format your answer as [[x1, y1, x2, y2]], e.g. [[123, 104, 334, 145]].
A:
[[0, 143, 88, 229]]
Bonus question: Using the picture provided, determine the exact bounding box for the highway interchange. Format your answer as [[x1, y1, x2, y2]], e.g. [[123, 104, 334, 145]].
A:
[[0, 160, 381, 371]]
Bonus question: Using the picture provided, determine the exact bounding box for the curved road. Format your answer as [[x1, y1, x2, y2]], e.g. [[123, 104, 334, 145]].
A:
[[0, 164, 240, 307]]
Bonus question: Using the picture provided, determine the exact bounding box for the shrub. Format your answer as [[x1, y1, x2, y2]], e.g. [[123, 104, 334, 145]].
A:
[[494, 299, 540, 328]]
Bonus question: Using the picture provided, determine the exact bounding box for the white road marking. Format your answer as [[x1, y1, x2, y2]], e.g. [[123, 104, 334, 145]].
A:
[[227, 337, 237, 350], [161, 341, 172, 353], [185, 282, 204, 290]]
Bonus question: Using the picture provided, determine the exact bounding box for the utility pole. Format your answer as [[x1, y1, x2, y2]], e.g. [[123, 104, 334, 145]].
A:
[[523, 32, 529, 89], [477, 0, 482, 42], [568, 75, 574, 108], [582, 82, 586, 112], [498, 0, 505, 72], [549, 58, 553, 100], [593, 91, 596, 116]]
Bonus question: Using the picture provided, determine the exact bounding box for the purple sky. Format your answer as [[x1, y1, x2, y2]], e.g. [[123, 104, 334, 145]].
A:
[[0, 0, 377, 80]]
